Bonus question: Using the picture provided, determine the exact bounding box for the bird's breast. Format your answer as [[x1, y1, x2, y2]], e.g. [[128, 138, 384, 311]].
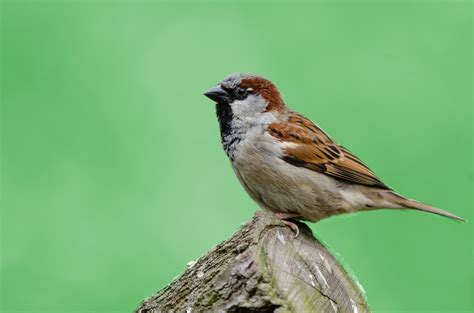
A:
[[218, 110, 278, 161], [221, 130, 244, 161]]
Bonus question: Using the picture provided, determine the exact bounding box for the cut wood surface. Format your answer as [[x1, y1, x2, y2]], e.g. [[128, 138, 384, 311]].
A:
[[136, 212, 369, 312]]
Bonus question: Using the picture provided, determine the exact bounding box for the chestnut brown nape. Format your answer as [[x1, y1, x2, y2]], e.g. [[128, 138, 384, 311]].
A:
[[239, 76, 285, 112]]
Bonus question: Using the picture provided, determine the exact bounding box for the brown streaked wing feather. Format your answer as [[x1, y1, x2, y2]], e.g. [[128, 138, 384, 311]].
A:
[[268, 114, 390, 189]]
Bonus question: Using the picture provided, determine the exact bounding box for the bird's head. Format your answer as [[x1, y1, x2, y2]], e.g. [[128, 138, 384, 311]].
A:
[[204, 73, 285, 119]]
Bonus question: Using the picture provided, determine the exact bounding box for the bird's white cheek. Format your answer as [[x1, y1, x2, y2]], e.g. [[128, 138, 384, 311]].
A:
[[230, 95, 267, 119]]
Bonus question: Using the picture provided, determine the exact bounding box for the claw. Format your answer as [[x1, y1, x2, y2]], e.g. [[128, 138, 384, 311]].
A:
[[275, 213, 301, 238], [281, 219, 300, 237]]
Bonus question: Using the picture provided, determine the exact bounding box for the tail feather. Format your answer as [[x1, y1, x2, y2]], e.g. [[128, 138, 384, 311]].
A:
[[382, 191, 465, 222]]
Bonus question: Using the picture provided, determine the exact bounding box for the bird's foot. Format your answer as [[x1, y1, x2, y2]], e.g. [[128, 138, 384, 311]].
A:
[[275, 213, 301, 238]]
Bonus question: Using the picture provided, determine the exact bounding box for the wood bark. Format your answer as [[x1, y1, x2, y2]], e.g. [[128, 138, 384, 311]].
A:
[[136, 212, 369, 312]]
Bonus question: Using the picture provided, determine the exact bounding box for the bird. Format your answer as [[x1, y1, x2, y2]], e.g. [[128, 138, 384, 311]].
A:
[[203, 73, 464, 236]]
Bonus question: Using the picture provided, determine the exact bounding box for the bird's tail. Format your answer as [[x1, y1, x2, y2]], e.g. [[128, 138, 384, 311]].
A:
[[381, 190, 465, 222]]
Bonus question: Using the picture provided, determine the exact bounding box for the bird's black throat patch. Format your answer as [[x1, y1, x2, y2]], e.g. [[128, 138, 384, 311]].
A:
[[216, 103, 233, 140], [216, 103, 241, 160]]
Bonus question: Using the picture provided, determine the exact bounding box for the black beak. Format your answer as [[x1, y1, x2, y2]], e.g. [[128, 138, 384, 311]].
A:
[[204, 85, 230, 103]]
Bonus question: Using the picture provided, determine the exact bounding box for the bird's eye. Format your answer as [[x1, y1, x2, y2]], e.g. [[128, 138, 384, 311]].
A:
[[234, 87, 249, 100]]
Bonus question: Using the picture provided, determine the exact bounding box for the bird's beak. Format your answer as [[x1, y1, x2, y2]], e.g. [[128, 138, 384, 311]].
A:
[[204, 85, 230, 103]]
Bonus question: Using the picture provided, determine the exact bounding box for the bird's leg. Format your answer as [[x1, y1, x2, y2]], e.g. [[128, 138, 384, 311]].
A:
[[275, 213, 301, 238]]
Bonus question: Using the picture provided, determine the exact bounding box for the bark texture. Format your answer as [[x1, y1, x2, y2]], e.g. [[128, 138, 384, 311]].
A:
[[136, 212, 369, 313]]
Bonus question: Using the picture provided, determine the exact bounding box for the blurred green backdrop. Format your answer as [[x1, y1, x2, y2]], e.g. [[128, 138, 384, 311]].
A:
[[1, 0, 472, 312]]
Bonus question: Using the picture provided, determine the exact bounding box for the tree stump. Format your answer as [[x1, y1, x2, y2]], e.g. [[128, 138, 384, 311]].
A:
[[136, 212, 369, 312]]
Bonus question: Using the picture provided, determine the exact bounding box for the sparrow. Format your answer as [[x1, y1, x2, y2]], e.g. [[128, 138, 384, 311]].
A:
[[204, 73, 464, 235]]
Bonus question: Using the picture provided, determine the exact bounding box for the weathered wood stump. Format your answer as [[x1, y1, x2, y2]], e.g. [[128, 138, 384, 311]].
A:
[[136, 212, 369, 312]]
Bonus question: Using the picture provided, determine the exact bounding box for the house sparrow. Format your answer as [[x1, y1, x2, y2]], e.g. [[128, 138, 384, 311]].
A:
[[204, 73, 464, 235]]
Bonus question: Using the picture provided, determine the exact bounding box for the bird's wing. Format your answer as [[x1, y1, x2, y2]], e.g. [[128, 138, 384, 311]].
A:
[[268, 112, 390, 189]]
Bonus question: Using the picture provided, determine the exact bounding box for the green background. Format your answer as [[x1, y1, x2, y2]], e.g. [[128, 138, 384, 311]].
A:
[[1, 0, 472, 312]]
